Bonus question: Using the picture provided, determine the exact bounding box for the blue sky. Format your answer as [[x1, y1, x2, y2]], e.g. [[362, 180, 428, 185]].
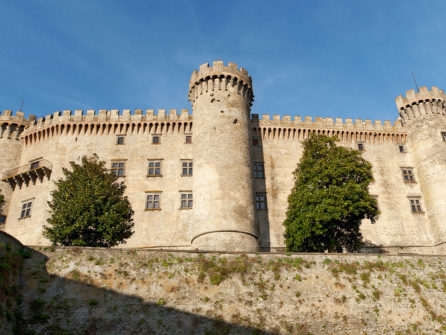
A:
[[1, 0, 446, 121]]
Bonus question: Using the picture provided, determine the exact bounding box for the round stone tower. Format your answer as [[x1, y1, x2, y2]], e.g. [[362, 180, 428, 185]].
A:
[[396, 87, 446, 248], [0, 111, 31, 223], [188, 61, 259, 251]]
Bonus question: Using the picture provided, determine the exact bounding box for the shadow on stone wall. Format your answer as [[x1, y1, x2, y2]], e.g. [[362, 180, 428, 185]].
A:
[[6, 245, 274, 335]]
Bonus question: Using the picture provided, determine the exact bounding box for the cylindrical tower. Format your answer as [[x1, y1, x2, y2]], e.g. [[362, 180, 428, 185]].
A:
[[0, 111, 31, 225], [188, 61, 259, 251], [396, 87, 446, 248]]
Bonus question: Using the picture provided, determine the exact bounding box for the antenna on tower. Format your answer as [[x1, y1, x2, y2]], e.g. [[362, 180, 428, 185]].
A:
[[412, 72, 419, 92], [19, 100, 24, 113]]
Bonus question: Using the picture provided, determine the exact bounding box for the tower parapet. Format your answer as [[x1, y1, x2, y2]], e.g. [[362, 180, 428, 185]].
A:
[[189, 61, 258, 251], [396, 87, 446, 124]]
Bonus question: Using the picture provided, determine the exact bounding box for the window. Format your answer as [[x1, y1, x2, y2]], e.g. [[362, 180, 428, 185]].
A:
[[30, 161, 40, 170], [152, 135, 160, 144], [111, 161, 126, 177], [180, 192, 193, 209], [409, 198, 423, 213], [185, 135, 192, 144], [0, 215, 6, 224], [252, 138, 259, 146], [116, 136, 125, 145], [442, 131, 446, 142], [20, 200, 33, 219], [255, 192, 267, 210], [398, 145, 405, 153], [147, 161, 162, 176], [357, 142, 364, 151], [254, 162, 265, 179], [182, 160, 193, 176], [146, 192, 161, 210], [402, 168, 416, 183]]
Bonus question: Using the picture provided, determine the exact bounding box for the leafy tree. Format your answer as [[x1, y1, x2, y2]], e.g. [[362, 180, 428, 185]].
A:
[[283, 134, 378, 252], [43, 155, 134, 247]]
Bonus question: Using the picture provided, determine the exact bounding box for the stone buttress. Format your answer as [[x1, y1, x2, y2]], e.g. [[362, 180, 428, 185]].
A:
[[188, 61, 259, 251]]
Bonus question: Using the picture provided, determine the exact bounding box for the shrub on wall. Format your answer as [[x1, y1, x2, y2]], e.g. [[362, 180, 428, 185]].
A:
[[283, 134, 378, 252], [43, 154, 134, 247]]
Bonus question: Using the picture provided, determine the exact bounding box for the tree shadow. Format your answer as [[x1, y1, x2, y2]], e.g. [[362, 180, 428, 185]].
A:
[[4, 242, 275, 335]]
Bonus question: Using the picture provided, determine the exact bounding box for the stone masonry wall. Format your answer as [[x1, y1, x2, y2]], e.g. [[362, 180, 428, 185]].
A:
[[7, 243, 446, 334]]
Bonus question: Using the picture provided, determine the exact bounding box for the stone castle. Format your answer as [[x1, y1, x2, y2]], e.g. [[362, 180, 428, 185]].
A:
[[1, 61, 445, 253]]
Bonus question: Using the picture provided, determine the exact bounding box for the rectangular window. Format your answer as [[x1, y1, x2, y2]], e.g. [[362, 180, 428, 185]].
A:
[[0, 215, 6, 224], [182, 160, 193, 176], [146, 192, 161, 210], [30, 161, 40, 170], [20, 200, 33, 219], [147, 161, 162, 176], [254, 162, 265, 179], [185, 135, 192, 144], [442, 131, 446, 142], [255, 192, 267, 210], [111, 161, 126, 177], [357, 142, 364, 151], [398, 145, 405, 153], [116, 136, 125, 145], [152, 135, 160, 144], [402, 168, 416, 183], [180, 192, 193, 209], [409, 198, 423, 213], [252, 138, 259, 146]]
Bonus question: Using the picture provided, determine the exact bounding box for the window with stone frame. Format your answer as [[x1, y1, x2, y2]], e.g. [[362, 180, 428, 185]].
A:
[[152, 135, 161, 144], [255, 192, 267, 210], [181, 160, 193, 176], [357, 142, 364, 151], [20, 199, 33, 219], [409, 197, 423, 213], [145, 192, 161, 210], [116, 135, 125, 145], [254, 162, 265, 179], [401, 168, 416, 183], [185, 135, 192, 144], [30, 161, 40, 170], [0, 215, 6, 224], [147, 160, 162, 177], [398, 144, 405, 153], [180, 192, 193, 209], [111, 161, 126, 177]]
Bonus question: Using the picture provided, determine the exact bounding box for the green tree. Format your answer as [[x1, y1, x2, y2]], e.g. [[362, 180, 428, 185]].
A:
[[283, 134, 378, 252], [43, 155, 134, 247]]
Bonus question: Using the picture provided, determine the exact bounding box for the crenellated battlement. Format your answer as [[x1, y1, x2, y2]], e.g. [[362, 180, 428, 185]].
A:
[[395, 87, 446, 123], [251, 114, 403, 131], [188, 61, 254, 105], [25, 108, 192, 131], [0, 110, 36, 125]]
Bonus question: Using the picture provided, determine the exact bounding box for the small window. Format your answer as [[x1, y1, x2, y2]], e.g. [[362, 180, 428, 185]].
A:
[[254, 162, 265, 179], [111, 161, 126, 177], [20, 200, 33, 219], [252, 138, 259, 146], [357, 142, 364, 151], [30, 161, 40, 170], [185, 135, 192, 144], [0, 215, 6, 224], [147, 161, 162, 176], [182, 160, 193, 176], [152, 135, 160, 144], [402, 168, 416, 183], [180, 193, 193, 209], [398, 145, 405, 153], [116, 136, 125, 145], [146, 192, 161, 210], [255, 192, 267, 210], [442, 131, 446, 142], [409, 198, 423, 213]]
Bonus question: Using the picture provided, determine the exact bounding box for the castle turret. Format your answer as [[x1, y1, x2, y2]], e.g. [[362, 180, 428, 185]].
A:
[[0, 111, 33, 225], [396, 87, 446, 248], [188, 61, 259, 251]]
